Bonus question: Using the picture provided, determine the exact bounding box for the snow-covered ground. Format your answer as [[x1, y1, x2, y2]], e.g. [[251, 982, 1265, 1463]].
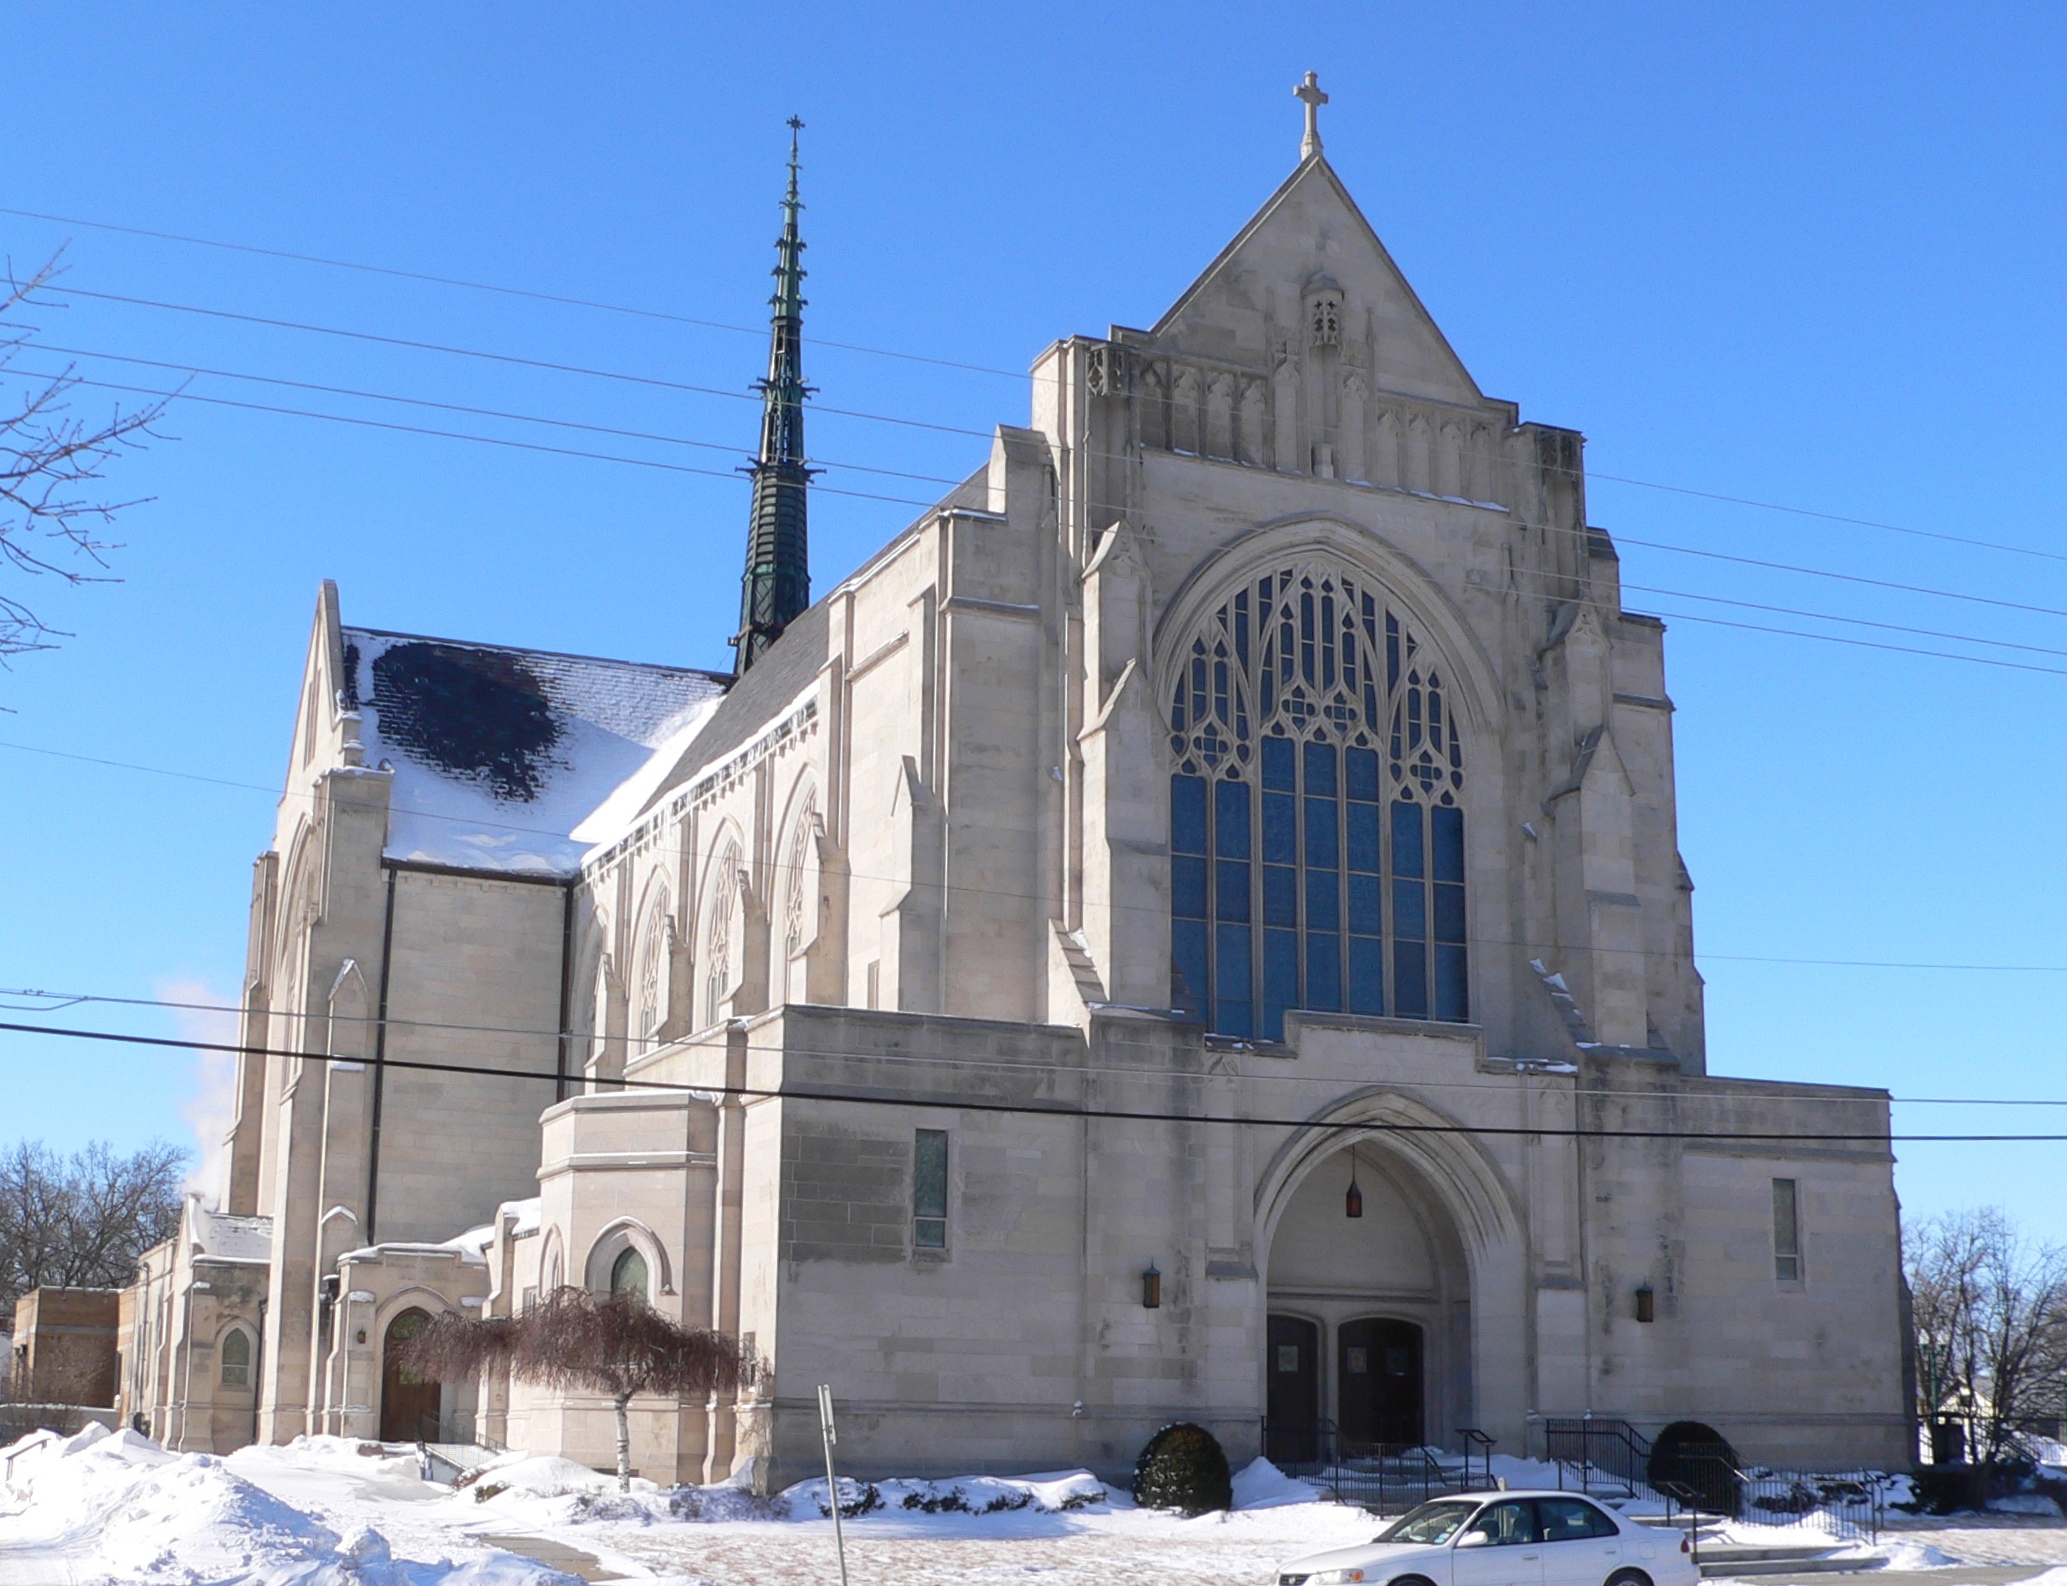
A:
[[7, 1425, 2067, 1586]]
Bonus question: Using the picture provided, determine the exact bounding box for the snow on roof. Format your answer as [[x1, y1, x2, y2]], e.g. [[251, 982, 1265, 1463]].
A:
[[497, 1197, 542, 1238], [192, 1204, 273, 1264], [342, 626, 729, 877], [442, 1225, 496, 1260]]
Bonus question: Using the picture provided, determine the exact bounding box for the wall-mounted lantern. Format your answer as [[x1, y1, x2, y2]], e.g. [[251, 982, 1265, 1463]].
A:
[[1634, 1283, 1655, 1324], [1142, 1262, 1161, 1310], [1346, 1154, 1364, 1219]]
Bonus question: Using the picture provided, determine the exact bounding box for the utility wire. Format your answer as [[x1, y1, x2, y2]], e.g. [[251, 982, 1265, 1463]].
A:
[[19, 347, 2067, 666], [12, 740, 2067, 980], [9, 732, 2067, 971], [21, 263, 2067, 572], [34, 286, 996, 440], [8, 368, 935, 509], [8, 982, 2063, 1107], [0, 1017, 2009, 1143], [0, 201, 1031, 379], [37, 342, 2067, 647], [28, 342, 967, 487], [1638, 608, 2067, 678], [4, 203, 2064, 582], [1585, 473, 2067, 566]]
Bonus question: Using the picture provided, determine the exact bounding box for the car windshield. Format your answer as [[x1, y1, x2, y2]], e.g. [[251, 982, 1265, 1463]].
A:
[[1376, 1500, 1480, 1545]]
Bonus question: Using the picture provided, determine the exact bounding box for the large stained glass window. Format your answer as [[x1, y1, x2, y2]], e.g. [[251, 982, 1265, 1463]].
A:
[[1169, 561, 1468, 1039]]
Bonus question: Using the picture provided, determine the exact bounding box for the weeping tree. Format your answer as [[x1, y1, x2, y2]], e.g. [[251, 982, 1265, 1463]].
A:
[[402, 1286, 755, 1491]]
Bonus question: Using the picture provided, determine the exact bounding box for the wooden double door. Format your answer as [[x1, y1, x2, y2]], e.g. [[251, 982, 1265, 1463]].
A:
[[1266, 1313, 1424, 1462]]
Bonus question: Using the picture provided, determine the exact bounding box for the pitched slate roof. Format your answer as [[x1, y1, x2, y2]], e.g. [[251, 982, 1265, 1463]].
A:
[[341, 626, 730, 877]]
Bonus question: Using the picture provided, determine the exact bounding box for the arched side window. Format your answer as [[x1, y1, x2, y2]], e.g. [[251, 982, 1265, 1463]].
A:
[[703, 840, 740, 1027], [610, 1246, 649, 1300], [783, 795, 817, 966], [1169, 559, 1467, 1041], [220, 1326, 251, 1387], [632, 890, 669, 1048]]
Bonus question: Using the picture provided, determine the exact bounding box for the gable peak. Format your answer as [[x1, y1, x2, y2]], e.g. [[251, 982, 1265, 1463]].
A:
[[1145, 108, 1485, 410]]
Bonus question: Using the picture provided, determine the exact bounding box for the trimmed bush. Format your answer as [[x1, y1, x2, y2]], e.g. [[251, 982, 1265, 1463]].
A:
[[1133, 1421, 1233, 1516]]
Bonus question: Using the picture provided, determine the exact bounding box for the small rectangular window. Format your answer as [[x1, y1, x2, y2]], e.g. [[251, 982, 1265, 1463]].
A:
[[1773, 1178, 1802, 1282], [914, 1129, 949, 1250]]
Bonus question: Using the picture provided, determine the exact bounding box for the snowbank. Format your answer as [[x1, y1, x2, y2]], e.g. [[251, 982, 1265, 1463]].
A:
[[0, 1423, 572, 1584], [1230, 1457, 1325, 1509]]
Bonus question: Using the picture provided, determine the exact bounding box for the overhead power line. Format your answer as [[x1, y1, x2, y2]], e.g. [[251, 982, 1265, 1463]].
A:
[[1585, 473, 2067, 566], [1639, 607, 2067, 678], [8, 982, 2064, 1109], [19, 347, 2067, 673], [11, 223, 2062, 570], [7, 735, 2067, 977], [7, 201, 2066, 578], [30, 342, 965, 488], [36, 286, 996, 440], [4, 1017, 2038, 1143], [9, 368, 935, 509], [0, 202, 1029, 380]]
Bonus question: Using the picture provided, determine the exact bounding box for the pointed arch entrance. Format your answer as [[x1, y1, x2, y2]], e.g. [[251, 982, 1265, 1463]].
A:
[[379, 1307, 439, 1443], [1261, 1115, 1494, 1461]]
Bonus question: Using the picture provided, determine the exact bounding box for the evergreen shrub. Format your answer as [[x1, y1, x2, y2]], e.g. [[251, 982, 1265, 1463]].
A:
[[1132, 1421, 1233, 1515]]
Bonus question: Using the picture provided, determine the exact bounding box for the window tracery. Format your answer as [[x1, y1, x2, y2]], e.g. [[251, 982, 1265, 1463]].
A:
[[1169, 559, 1468, 1040], [703, 841, 740, 1027], [1309, 292, 1342, 347], [783, 796, 816, 964], [633, 893, 668, 1045]]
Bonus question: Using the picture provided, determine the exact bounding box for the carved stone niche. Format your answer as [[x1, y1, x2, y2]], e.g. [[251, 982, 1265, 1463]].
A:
[[1084, 343, 1134, 398], [1304, 274, 1344, 348]]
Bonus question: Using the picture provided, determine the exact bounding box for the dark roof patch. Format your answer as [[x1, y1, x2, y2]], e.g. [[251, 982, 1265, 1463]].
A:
[[371, 640, 563, 802]]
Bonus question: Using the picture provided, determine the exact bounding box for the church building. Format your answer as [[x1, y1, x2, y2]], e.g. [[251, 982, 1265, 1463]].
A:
[[120, 84, 1911, 1487]]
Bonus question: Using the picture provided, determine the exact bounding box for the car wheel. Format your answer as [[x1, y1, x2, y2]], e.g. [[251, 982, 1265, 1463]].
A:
[[1606, 1569, 1653, 1586], [1390, 1575, 1439, 1586]]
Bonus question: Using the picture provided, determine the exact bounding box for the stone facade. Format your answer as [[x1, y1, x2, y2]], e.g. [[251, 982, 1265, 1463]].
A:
[[117, 1198, 270, 1451], [122, 112, 1910, 1481]]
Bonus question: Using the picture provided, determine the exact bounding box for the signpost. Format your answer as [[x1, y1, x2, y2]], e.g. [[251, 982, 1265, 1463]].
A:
[[817, 1383, 850, 1586]]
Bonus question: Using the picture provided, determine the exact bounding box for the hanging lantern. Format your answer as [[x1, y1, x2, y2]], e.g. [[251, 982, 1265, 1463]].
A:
[[1635, 1282, 1655, 1324], [1345, 1158, 1364, 1219], [1142, 1262, 1162, 1309]]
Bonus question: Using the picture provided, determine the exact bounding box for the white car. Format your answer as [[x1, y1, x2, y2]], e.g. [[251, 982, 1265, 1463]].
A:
[[1274, 1490, 1699, 1586]]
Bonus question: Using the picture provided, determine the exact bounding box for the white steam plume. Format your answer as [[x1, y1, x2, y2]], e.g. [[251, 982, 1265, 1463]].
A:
[[161, 976, 241, 1210]]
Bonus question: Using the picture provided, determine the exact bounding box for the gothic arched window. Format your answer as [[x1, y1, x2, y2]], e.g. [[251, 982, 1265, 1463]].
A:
[[703, 842, 740, 1027], [633, 893, 668, 1048], [1168, 560, 1468, 1040], [784, 796, 816, 965], [220, 1327, 251, 1387], [610, 1246, 649, 1301]]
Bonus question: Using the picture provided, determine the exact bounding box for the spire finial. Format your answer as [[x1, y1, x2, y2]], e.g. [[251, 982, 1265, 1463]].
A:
[[732, 119, 814, 673], [1295, 71, 1329, 159]]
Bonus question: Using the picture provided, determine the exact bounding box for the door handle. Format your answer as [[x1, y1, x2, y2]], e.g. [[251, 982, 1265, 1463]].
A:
[[1521, 1552, 1540, 1559]]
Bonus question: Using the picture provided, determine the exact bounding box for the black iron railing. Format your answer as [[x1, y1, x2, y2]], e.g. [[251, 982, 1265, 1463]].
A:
[[1543, 1416, 1654, 1495], [1268, 1421, 1496, 1515]]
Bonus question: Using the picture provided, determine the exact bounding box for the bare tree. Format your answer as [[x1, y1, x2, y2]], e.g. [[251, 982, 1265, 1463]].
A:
[[403, 1287, 754, 1491], [3, 252, 171, 661], [1908, 1207, 2067, 1464], [0, 1140, 187, 1312]]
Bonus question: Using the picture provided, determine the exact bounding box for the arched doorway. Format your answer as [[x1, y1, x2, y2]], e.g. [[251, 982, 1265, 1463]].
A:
[[379, 1308, 439, 1443], [1649, 1421, 1741, 1516], [1263, 1140, 1469, 1457]]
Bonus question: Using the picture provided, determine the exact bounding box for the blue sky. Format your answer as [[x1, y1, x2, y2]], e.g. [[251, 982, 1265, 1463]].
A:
[[2, 4, 2064, 1240]]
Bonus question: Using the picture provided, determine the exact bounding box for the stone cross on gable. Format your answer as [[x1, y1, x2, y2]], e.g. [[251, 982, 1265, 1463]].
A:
[[1295, 71, 1328, 159]]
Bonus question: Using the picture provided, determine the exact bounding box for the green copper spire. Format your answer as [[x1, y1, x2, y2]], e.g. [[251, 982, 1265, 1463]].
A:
[[732, 116, 813, 673]]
